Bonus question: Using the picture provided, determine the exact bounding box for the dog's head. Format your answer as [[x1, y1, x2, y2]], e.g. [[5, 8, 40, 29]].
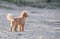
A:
[[21, 11, 28, 18]]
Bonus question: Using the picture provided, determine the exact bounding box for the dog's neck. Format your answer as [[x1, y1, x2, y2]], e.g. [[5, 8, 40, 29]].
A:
[[20, 16, 26, 19]]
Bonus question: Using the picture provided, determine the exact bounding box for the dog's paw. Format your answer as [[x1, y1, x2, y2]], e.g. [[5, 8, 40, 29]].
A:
[[8, 29, 12, 32]]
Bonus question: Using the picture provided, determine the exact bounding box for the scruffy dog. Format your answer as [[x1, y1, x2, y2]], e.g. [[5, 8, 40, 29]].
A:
[[7, 11, 28, 32]]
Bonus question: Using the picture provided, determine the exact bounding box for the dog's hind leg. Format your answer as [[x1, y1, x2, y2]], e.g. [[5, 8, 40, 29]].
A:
[[14, 23, 18, 32], [9, 21, 15, 32]]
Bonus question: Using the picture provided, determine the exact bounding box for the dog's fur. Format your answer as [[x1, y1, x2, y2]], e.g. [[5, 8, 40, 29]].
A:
[[7, 11, 28, 32]]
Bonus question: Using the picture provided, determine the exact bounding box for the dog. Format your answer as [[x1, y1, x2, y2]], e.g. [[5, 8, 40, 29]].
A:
[[7, 11, 28, 32]]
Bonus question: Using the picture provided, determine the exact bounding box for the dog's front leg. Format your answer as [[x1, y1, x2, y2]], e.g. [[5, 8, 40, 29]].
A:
[[21, 24, 24, 31], [17, 25, 20, 32]]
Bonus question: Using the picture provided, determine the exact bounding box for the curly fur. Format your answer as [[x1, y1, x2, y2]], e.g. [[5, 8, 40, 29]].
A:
[[7, 11, 28, 32]]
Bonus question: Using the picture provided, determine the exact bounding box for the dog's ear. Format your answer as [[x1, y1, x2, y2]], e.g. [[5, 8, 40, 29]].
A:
[[23, 12, 28, 17]]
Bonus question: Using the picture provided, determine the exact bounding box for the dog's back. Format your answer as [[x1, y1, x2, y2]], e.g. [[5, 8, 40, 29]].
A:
[[14, 18, 25, 25]]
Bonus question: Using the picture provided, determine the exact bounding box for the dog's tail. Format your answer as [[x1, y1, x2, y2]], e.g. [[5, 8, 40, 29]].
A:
[[7, 13, 14, 21]]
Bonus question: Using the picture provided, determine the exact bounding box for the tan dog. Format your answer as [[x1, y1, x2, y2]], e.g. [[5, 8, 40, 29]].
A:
[[7, 11, 28, 32]]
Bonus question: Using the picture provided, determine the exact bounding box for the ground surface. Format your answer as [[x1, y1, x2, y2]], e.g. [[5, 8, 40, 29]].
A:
[[0, 3, 60, 39]]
